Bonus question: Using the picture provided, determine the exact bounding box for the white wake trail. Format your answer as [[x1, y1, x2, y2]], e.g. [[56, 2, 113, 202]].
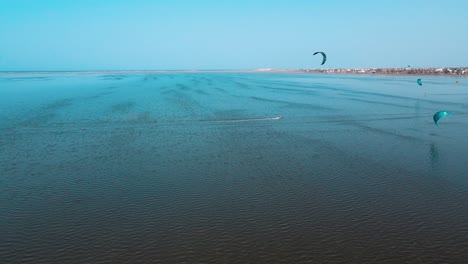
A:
[[209, 115, 283, 123]]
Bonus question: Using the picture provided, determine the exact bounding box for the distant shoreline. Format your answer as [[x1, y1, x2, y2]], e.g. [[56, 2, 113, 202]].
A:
[[290, 67, 468, 77], [1, 68, 467, 77]]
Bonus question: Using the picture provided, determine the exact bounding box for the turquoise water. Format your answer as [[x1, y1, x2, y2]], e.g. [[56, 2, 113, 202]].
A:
[[1, 73, 468, 263]]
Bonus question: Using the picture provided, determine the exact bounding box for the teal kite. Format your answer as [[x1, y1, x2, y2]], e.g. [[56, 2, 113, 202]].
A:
[[433, 111, 452, 126], [417, 79, 422, 86], [313, 52, 327, 65]]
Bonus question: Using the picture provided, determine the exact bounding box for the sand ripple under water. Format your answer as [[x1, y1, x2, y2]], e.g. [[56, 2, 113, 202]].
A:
[[1, 73, 468, 263]]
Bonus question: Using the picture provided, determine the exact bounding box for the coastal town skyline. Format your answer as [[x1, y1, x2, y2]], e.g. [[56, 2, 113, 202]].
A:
[[1, 0, 467, 71]]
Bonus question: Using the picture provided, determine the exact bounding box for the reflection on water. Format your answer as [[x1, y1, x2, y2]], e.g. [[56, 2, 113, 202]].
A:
[[1, 73, 468, 263], [429, 143, 440, 169]]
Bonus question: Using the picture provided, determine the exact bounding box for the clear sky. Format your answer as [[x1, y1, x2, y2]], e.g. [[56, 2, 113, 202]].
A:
[[1, 0, 467, 71]]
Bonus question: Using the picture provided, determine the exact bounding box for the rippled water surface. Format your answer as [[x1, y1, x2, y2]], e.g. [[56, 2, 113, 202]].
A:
[[1, 73, 468, 263]]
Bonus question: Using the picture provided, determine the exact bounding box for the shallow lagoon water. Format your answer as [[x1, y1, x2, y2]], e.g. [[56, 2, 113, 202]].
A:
[[1, 72, 468, 263]]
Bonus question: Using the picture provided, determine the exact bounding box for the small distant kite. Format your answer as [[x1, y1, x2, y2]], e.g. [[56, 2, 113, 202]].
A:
[[313, 51, 327, 65], [433, 111, 452, 126], [417, 79, 422, 86]]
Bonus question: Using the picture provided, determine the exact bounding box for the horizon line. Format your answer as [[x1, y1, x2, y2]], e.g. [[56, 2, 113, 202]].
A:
[[1, 66, 468, 73]]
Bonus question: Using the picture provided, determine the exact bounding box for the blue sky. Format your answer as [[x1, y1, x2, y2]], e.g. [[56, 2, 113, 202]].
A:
[[1, 0, 467, 71]]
